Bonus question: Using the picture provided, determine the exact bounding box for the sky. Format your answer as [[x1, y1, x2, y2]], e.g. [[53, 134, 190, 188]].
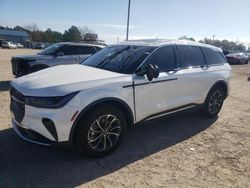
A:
[[0, 0, 249, 45]]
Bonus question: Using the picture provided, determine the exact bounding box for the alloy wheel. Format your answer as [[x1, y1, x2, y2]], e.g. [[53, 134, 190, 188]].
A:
[[87, 114, 121, 152], [208, 90, 223, 114]]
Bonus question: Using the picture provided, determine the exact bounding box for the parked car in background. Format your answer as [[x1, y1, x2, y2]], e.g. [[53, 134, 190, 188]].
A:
[[35, 43, 45, 49], [245, 53, 250, 60], [11, 42, 104, 77], [226, 52, 249, 65], [15, 43, 24, 48], [223, 50, 230, 55], [2, 41, 16, 49], [10, 39, 231, 157]]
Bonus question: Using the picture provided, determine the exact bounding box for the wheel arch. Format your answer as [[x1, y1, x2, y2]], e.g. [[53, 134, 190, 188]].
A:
[[69, 97, 134, 146], [207, 80, 229, 100]]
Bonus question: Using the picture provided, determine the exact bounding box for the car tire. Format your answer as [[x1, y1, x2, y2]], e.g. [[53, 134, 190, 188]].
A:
[[200, 86, 225, 118], [76, 104, 127, 157]]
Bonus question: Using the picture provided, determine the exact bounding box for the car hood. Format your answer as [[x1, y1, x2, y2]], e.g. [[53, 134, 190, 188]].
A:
[[11, 64, 131, 96], [13, 54, 53, 61]]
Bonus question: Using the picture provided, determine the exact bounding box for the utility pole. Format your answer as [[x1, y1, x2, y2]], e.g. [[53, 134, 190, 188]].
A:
[[126, 0, 131, 41], [212, 34, 215, 44]]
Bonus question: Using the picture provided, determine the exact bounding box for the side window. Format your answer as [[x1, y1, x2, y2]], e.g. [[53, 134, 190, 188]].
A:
[[144, 46, 176, 71], [203, 48, 226, 65], [62, 46, 78, 55], [95, 46, 102, 52], [78, 46, 96, 54], [178, 45, 205, 67]]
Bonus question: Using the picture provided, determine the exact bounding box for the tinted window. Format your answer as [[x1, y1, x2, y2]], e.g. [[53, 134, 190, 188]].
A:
[[144, 46, 176, 71], [95, 46, 102, 51], [178, 45, 205, 67], [78, 46, 96, 54], [126, 46, 155, 73], [203, 48, 226, 65], [62, 46, 78, 55], [38, 43, 64, 55]]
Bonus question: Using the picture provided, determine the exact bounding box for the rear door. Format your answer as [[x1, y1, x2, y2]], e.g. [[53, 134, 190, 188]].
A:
[[78, 46, 97, 62], [201, 47, 230, 97], [175, 45, 209, 104]]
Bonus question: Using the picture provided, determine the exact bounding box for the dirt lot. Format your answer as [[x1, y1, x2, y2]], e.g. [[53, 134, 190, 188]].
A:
[[0, 49, 250, 188]]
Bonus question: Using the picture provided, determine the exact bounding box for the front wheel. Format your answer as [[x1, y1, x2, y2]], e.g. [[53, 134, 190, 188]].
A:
[[76, 105, 127, 157], [200, 86, 225, 118]]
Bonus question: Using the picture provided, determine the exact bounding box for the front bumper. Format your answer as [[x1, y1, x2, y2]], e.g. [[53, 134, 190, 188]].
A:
[[12, 118, 53, 146], [11, 102, 79, 145]]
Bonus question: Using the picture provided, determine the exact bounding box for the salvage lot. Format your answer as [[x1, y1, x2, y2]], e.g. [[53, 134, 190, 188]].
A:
[[0, 49, 250, 187]]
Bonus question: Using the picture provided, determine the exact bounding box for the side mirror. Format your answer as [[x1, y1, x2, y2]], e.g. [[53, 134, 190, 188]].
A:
[[56, 52, 64, 56], [145, 64, 160, 81]]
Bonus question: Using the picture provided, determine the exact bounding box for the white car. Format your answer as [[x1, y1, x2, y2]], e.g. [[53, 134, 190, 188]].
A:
[[2, 41, 16, 49], [10, 39, 231, 157], [15, 43, 24, 48]]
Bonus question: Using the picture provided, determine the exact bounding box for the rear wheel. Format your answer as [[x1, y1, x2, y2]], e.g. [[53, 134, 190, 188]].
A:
[[200, 86, 225, 118], [76, 105, 127, 157]]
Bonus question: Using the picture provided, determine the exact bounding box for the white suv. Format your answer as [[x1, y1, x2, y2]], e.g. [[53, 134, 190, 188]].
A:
[[10, 39, 231, 157]]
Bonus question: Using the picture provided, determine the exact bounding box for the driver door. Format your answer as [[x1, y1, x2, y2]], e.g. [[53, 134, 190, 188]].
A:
[[134, 45, 187, 122]]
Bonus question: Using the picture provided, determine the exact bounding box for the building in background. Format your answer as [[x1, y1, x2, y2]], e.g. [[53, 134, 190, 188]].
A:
[[0, 29, 30, 47]]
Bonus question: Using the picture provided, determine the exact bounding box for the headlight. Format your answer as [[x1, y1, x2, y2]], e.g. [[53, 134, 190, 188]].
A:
[[25, 92, 79, 108]]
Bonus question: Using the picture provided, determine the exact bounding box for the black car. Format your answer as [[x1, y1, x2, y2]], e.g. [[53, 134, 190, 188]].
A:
[[11, 42, 104, 77]]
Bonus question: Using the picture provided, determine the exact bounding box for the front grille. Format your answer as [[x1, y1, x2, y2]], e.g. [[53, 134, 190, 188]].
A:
[[10, 85, 25, 123], [11, 58, 31, 77]]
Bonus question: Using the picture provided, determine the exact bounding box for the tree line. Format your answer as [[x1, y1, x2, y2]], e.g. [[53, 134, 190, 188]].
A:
[[1, 25, 249, 52], [0, 24, 99, 43], [179, 35, 250, 52]]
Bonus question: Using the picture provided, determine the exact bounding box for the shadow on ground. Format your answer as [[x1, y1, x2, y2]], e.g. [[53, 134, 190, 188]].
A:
[[0, 110, 217, 187], [0, 80, 10, 92]]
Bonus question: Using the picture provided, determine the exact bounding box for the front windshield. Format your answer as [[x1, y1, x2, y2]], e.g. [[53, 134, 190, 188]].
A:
[[38, 43, 63, 55], [81, 45, 155, 74]]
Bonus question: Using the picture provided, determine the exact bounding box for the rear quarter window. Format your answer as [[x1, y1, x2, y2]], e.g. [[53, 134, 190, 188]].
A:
[[202, 47, 226, 65]]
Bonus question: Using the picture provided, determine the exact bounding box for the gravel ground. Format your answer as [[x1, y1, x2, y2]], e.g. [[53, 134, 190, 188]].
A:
[[0, 49, 250, 188]]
